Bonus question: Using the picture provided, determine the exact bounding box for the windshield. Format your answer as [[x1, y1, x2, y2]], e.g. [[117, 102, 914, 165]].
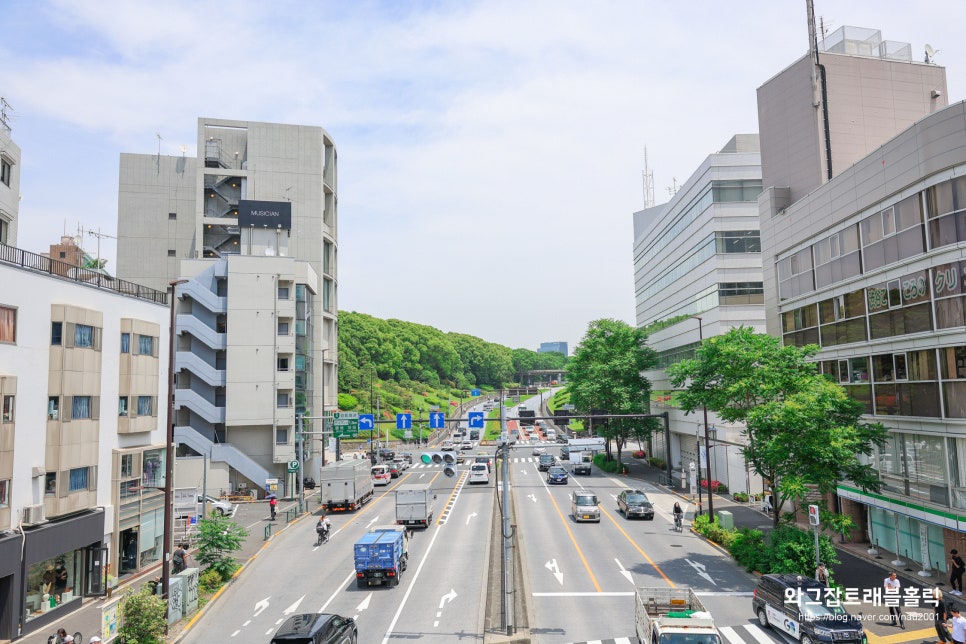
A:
[[575, 494, 597, 505], [549, 467, 565, 475], [626, 494, 649, 504], [540, 455, 552, 462]]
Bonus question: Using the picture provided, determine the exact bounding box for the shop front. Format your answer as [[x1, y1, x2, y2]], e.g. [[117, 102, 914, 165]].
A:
[[19, 509, 106, 636]]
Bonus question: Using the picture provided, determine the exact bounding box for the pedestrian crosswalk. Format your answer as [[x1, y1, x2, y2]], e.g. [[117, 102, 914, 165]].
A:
[[566, 623, 785, 644], [407, 456, 553, 469]]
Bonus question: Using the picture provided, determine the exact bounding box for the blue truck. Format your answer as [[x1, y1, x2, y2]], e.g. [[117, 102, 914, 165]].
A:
[[353, 528, 408, 588]]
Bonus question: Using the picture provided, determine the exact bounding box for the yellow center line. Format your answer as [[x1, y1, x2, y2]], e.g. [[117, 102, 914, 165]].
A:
[[866, 626, 935, 644], [600, 504, 676, 587], [435, 471, 466, 525], [542, 481, 603, 592]]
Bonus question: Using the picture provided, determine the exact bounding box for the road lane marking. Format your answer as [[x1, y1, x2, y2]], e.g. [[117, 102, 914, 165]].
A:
[[600, 503, 676, 587], [536, 463, 602, 592], [744, 622, 780, 644], [531, 591, 634, 596]]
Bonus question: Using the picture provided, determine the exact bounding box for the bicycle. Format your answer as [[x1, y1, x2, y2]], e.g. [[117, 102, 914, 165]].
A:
[[316, 528, 329, 546], [673, 513, 683, 532]]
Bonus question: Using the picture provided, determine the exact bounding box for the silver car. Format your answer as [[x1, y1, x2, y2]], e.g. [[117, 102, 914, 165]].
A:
[[571, 490, 600, 523], [198, 494, 235, 516]]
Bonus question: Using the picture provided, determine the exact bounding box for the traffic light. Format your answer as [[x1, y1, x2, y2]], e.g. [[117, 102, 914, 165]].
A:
[[807, 504, 820, 526], [421, 452, 458, 477], [553, 410, 571, 426]]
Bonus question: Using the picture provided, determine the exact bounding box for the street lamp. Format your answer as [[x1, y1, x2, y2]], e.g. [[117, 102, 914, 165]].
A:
[[692, 316, 714, 521], [162, 279, 187, 622]]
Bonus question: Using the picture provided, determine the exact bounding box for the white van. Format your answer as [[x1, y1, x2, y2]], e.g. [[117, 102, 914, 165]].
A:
[[469, 463, 490, 484], [371, 464, 391, 486], [546, 429, 557, 441]]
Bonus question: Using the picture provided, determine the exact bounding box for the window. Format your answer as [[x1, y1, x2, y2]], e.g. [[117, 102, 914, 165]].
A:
[[118, 397, 129, 416], [138, 335, 155, 355], [45, 473, 56, 496], [121, 454, 133, 478], [278, 286, 290, 299], [120, 333, 130, 353], [68, 467, 89, 492], [168, 212, 177, 220], [0, 218, 7, 245], [167, 249, 176, 257], [277, 393, 290, 408], [2, 395, 13, 422], [276, 428, 288, 444], [715, 231, 761, 253], [51, 322, 62, 345], [0, 305, 15, 343], [74, 324, 94, 347], [71, 396, 93, 420], [711, 179, 763, 202], [137, 396, 153, 416], [718, 282, 763, 304], [47, 396, 59, 420], [0, 157, 11, 187], [278, 321, 289, 336], [0, 479, 8, 508]]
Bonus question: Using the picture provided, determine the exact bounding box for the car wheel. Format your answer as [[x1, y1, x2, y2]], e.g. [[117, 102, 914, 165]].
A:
[[215, 507, 225, 516], [801, 636, 814, 644], [757, 607, 769, 628]]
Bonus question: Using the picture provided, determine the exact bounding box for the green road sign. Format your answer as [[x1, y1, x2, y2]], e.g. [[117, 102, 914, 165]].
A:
[[287, 460, 300, 473], [333, 411, 360, 438]]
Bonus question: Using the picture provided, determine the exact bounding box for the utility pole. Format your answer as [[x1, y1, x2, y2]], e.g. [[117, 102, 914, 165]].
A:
[[500, 389, 514, 634], [693, 316, 714, 521]]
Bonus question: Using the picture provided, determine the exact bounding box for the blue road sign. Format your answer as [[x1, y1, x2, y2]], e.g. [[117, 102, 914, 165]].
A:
[[468, 411, 484, 428], [359, 414, 374, 430], [471, 388, 481, 397], [396, 413, 412, 430], [429, 411, 445, 429]]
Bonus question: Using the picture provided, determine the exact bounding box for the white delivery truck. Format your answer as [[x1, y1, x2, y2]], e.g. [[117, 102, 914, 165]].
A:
[[635, 587, 721, 644], [319, 460, 374, 512], [395, 483, 435, 528]]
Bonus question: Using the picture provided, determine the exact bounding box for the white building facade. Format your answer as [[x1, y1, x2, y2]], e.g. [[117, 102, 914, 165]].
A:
[[633, 134, 765, 497]]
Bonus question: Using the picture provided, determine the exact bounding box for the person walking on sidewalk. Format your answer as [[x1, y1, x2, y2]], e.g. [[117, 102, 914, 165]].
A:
[[269, 496, 278, 521], [815, 562, 829, 586], [950, 606, 966, 644], [935, 588, 952, 644], [885, 571, 905, 629], [951, 549, 965, 596]]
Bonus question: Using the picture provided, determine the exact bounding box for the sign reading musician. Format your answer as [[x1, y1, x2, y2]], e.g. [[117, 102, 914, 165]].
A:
[[238, 199, 292, 230]]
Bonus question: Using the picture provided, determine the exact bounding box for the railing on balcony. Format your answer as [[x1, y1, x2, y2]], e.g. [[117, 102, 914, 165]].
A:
[[0, 243, 167, 304]]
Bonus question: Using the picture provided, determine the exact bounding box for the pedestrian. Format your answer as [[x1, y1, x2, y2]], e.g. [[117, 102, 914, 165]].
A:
[[951, 549, 965, 596], [269, 495, 278, 521], [884, 571, 905, 629], [935, 588, 952, 644], [172, 542, 188, 574], [815, 562, 829, 586], [951, 606, 966, 644]]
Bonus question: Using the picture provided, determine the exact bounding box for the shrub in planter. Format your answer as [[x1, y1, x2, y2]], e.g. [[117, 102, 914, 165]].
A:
[[647, 457, 665, 469], [732, 492, 749, 502], [715, 483, 729, 494]]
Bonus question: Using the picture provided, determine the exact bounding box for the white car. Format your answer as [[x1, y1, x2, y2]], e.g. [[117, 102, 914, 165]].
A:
[[198, 494, 235, 516], [469, 463, 490, 484], [441, 440, 455, 451]]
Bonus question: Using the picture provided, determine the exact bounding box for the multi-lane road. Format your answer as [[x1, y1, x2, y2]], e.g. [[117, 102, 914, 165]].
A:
[[181, 400, 785, 644]]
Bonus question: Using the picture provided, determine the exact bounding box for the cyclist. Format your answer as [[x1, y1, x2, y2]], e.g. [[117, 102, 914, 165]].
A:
[[672, 502, 684, 530], [316, 516, 331, 545]]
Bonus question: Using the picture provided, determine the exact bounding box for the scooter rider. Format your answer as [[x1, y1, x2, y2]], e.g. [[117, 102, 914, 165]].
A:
[[316, 516, 331, 543]]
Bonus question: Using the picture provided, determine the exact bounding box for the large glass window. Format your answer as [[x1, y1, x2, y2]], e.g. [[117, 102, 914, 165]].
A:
[[927, 176, 966, 249], [818, 289, 867, 347], [867, 270, 933, 339], [68, 467, 89, 492], [138, 335, 154, 356], [782, 304, 820, 348], [718, 282, 763, 304], [712, 179, 763, 202], [777, 248, 815, 300], [715, 230, 761, 253], [861, 195, 925, 271], [137, 396, 153, 416], [0, 305, 15, 343], [25, 550, 82, 621], [814, 225, 862, 288], [71, 396, 92, 420], [74, 324, 94, 348], [873, 350, 940, 417]]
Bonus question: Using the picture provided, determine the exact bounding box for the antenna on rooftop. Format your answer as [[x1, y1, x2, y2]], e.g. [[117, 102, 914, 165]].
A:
[[666, 178, 679, 198], [925, 44, 941, 64], [642, 147, 655, 208]]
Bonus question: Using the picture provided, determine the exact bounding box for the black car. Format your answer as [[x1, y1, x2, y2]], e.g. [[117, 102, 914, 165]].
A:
[[617, 489, 654, 519], [753, 574, 863, 644], [378, 448, 395, 461], [538, 453, 555, 471], [302, 477, 317, 490], [547, 466, 569, 485], [270, 612, 357, 644], [560, 446, 570, 460]]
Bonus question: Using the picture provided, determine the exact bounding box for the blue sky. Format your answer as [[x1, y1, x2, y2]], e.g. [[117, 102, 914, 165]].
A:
[[3, 1, 965, 352]]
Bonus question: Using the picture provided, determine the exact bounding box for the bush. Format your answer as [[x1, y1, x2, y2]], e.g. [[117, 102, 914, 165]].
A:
[[692, 514, 736, 548], [766, 525, 839, 575], [647, 457, 665, 469], [196, 512, 249, 581], [732, 492, 749, 502], [198, 568, 224, 595], [593, 453, 622, 473], [118, 587, 166, 644], [729, 528, 769, 572]]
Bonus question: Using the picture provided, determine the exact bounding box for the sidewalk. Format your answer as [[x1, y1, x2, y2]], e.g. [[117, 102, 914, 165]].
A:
[[18, 493, 317, 644], [619, 454, 955, 643]]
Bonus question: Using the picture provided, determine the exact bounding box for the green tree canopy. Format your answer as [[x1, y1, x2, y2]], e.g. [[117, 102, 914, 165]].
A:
[[566, 319, 657, 462]]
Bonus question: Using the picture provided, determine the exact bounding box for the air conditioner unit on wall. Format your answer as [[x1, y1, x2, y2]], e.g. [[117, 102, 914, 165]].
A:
[[22, 504, 46, 526]]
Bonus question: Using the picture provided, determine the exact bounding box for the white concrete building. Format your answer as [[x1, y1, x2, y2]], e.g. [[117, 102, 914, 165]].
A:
[[116, 118, 337, 494], [633, 134, 764, 497]]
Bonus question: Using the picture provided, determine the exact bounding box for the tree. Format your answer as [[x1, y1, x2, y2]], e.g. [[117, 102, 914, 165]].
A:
[[118, 586, 166, 644], [195, 512, 249, 581], [566, 319, 658, 463], [668, 326, 886, 527]]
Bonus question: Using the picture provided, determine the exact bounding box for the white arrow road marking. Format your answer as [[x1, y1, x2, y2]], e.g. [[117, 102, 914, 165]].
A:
[[253, 597, 270, 617], [231, 630, 240, 637], [465, 512, 478, 525], [528, 493, 537, 503], [685, 558, 717, 585], [438, 588, 457, 609], [545, 559, 564, 585], [366, 515, 380, 528], [283, 595, 304, 615], [355, 592, 372, 612], [615, 558, 633, 584]]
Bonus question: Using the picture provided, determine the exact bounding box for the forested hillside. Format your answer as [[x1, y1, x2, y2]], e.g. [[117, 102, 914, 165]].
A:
[[336, 311, 567, 394]]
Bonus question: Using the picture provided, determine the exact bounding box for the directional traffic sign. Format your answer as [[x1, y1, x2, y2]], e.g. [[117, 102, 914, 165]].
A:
[[471, 388, 481, 397], [359, 414, 375, 430], [396, 413, 412, 430], [429, 411, 445, 429], [333, 411, 360, 438], [468, 411, 484, 428]]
